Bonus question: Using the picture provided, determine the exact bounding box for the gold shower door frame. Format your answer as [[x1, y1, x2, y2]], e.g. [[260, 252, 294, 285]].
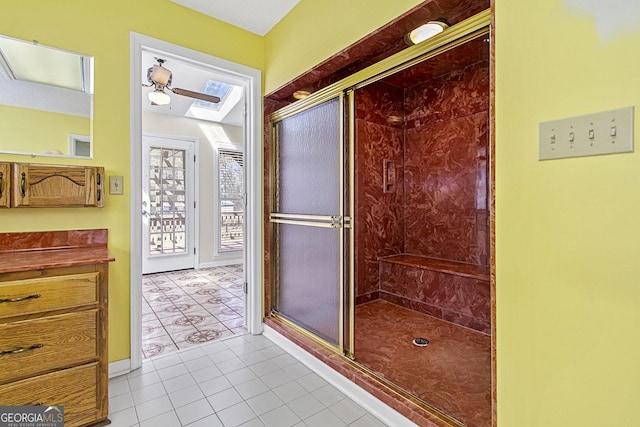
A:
[[269, 9, 491, 359], [269, 92, 351, 355]]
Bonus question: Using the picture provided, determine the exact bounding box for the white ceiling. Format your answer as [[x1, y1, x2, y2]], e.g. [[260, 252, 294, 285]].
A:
[[170, 0, 301, 36]]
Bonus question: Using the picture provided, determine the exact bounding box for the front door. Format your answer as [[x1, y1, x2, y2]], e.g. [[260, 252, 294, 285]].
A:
[[142, 135, 196, 274]]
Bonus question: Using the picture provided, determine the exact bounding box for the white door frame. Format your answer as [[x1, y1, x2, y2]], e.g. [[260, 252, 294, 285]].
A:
[[130, 32, 263, 370], [141, 134, 198, 274]]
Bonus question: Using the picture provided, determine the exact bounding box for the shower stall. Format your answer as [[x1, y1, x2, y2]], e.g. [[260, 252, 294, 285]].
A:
[[267, 10, 491, 427]]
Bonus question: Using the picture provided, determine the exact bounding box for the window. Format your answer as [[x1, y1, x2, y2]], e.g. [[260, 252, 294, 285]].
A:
[[218, 149, 243, 253]]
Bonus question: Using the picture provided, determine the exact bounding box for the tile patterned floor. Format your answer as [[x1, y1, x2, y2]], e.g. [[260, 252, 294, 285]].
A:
[[109, 334, 389, 427], [142, 265, 246, 359]]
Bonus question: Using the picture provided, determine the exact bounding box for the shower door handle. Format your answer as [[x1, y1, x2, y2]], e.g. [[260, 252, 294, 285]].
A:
[[269, 213, 345, 228]]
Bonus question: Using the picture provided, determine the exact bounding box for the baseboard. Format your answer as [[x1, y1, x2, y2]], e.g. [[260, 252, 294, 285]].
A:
[[263, 325, 419, 427], [109, 358, 131, 378], [198, 259, 243, 268]]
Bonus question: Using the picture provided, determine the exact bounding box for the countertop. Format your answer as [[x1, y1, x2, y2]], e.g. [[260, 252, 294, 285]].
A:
[[0, 229, 115, 274]]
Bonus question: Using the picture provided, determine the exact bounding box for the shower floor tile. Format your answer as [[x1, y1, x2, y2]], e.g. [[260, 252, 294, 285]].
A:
[[355, 299, 490, 427], [142, 265, 246, 359]]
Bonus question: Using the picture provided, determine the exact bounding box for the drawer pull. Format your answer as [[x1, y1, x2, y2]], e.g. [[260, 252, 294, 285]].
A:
[[0, 344, 44, 356], [0, 294, 41, 303], [20, 172, 26, 198]]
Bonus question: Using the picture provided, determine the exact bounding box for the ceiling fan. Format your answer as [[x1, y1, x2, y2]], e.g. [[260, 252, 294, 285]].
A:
[[142, 58, 221, 106]]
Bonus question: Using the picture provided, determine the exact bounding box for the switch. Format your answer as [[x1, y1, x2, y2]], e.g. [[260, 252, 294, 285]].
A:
[[539, 106, 634, 160], [110, 176, 124, 195]]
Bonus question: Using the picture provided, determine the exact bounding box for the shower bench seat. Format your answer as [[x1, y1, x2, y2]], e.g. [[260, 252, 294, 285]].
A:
[[379, 254, 490, 281], [377, 254, 491, 334]]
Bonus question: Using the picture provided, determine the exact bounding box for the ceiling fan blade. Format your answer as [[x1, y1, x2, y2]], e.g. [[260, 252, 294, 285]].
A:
[[171, 87, 220, 103]]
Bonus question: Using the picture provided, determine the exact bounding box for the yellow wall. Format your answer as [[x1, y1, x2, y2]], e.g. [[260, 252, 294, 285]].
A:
[[495, 0, 640, 425], [0, 0, 263, 362], [0, 105, 90, 155]]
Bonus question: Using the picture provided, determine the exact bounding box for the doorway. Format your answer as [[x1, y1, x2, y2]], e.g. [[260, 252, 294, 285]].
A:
[[130, 33, 263, 371]]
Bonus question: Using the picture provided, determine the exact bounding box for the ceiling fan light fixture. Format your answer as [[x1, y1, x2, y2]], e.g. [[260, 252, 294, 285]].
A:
[[148, 88, 170, 105], [149, 64, 172, 86], [404, 19, 449, 45]]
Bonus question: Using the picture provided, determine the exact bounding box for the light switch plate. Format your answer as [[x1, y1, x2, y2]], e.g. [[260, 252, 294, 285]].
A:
[[109, 176, 124, 195], [539, 106, 634, 160]]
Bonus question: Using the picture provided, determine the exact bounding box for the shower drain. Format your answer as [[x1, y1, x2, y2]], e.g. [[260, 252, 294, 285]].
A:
[[413, 337, 430, 347]]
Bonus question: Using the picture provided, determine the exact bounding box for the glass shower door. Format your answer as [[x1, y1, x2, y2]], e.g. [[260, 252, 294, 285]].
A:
[[270, 95, 347, 350]]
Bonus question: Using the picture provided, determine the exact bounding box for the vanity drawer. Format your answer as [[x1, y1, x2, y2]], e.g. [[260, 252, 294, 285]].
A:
[[0, 272, 98, 319], [0, 310, 98, 383], [0, 362, 103, 427]]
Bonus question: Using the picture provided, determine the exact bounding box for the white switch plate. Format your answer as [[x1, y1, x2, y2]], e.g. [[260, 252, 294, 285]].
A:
[[539, 106, 634, 160], [109, 176, 124, 195]]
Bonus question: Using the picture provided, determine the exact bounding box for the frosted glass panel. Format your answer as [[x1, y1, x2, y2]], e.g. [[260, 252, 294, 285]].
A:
[[277, 98, 340, 215], [277, 223, 340, 345]]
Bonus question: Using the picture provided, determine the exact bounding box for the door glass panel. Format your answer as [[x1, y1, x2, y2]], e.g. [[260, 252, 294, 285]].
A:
[[272, 96, 344, 349], [277, 223, 340, 346], [148, 147, 187, 255], [276, 98, 340, 215]]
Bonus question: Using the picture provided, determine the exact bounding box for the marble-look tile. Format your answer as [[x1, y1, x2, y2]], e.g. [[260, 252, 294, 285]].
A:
[[354, 118, 404, 298], [354, 300, 490, 427], [0, 228, 107, 251], [404, 111, 489, 265], [355, 80, 404, 128], [379, 258, 490, 333], [0, 240, 114, 273]]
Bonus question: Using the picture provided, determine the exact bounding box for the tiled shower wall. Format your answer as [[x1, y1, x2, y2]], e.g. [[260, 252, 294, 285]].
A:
[[354, 82, 405, 300], [404, 59, 490, 265], [355, 40, 490, 304]]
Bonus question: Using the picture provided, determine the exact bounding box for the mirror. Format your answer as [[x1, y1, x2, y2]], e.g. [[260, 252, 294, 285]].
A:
[[0, 35, 93, 158]]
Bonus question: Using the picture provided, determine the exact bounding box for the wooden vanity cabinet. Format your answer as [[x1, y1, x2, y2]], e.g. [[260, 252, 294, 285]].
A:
[[11, 163, 105, 207], [0, 162, 9, 208], [0, 230, 113, 427]]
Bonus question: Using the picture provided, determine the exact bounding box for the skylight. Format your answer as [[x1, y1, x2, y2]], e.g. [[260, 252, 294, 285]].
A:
[[193, 80, 233, 111], [0, 37, 89, 92], [186, 79, 243, 123]]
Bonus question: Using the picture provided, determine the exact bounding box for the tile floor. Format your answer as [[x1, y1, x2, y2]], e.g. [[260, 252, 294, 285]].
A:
[[142, 265, 246, 359], [109, 334, 389, 427]]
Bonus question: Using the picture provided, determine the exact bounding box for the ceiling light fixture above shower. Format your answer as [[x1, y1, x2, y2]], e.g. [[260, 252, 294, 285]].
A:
[[404, 19, 450, 45], [293, 90, 311, 100]]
